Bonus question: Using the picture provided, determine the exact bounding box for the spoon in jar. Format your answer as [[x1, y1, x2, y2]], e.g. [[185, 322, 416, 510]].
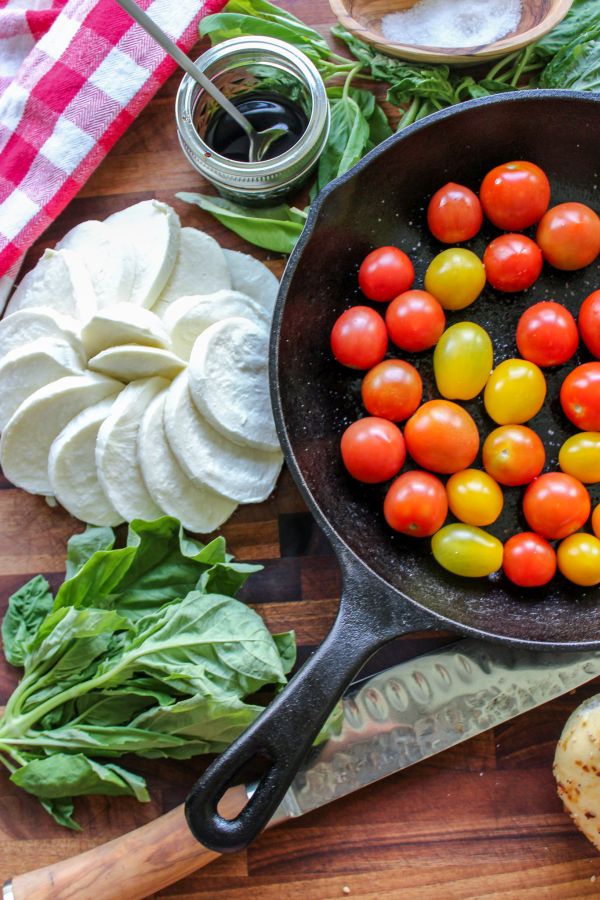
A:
[[115, 0, 289, 162]]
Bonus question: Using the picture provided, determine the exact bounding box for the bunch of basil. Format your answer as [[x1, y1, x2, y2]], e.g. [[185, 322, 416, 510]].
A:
[[0, 517, 299, 829], [179, 0, 600, 254]]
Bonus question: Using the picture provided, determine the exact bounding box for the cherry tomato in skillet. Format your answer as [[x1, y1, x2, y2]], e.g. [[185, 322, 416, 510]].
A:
[[536, 202, 600, 271], [358, 246, 414, 302], [446, 469, 504, 527], [361, 360, 422, 422], [593, 504, 600, 540], [424, 248, 486, 311], [516, 301, 578, 368], [523, 472, 591, 541], [578, 290, 600, 359], [479, 160, 550, 231], [483, 234, 543, 293], [482, 425, 545, 486], [427, 182, 483, 244], [558, 432, 600, 484], [331, 306, 387, 369], [432, 524, 503, 578], [340, 417, 405, 483], [557, 533, 600, 587], [484, 359, 546, 425], [385, 290, 445, 352], [503, 532, 556, 588], [404, 400, 480, 474], [560, 363, 600, 431], [433, 321, 493, 401], [384, 470, 447, 537]]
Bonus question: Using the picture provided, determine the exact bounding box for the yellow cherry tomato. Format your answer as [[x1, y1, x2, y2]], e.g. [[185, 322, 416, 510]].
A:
[[593, 504, 600, 539], [559, 432, 600, 484], [557, 533, 600, 586], [484, 358, 546, 424], [446, 469, 504, 526], [433, 322, 493, 400], [424, 248, 486, 311], [431, 524, 503, 577]]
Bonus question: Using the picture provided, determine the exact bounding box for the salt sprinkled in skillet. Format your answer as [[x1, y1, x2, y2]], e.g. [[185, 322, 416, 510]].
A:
[[380, 0, 523, 48]]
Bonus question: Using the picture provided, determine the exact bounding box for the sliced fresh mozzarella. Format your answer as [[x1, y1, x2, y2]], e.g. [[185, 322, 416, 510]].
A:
[[6, 248, 97, 321], [0, 373, 122, 495], [0, 308, 83, 363], [0, 337, 85, 430], [188, 317, 279, 453], [161, 290, 270, 361], [224, 249, 278, 313], [139, 392, 237, 533], [88, 344, 185, 382], [57, 220, 135, 308], [105, 201, 180, 308], [96, 376, 168, 522], [81, 303, 172, 358], [48, 398, 123, 527], [152, 227, 231, 319], [164, 370, 282, 503]]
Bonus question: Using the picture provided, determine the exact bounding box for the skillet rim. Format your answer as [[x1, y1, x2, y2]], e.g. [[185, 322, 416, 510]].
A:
[[270, 89, 600, 650]]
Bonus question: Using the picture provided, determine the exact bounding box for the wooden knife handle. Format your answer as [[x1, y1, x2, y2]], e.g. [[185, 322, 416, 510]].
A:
[[8, 785, 249, 900]]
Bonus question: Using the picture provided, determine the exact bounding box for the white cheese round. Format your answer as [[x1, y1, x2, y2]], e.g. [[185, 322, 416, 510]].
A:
[[57, 220, 135, 308], [6, 248, 97, 321], [88, 344, 184, 382], [81, 303, 172, 359], [0, 308, 83, 363], [152, 227, 231, 319], [224, 249, 279, 313]]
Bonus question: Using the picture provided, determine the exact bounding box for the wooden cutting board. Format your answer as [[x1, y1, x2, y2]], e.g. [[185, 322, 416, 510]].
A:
[[1, 1, 599, 896]]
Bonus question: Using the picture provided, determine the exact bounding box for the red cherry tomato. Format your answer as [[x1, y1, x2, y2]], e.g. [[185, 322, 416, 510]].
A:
[[340, 417, 405, 484], [578, 290, 600, 359], [480, 161, 550, 231], [536, 202, 600, 271], [560, 363, 600, 431], [384, 470, 448, 537], [404, 400, 480, 474], [331, 306, 388, 370], [427, 182, 483, 244], [503, 532, 557, 588], [523, 472, 591, 540], [516, 301, 578, 367], [361, 360, 422, 422], [358, 246, 414, 302], [483, 234, 543, 293], [482, 425, 545, 486], [385, 290, 446, 352]]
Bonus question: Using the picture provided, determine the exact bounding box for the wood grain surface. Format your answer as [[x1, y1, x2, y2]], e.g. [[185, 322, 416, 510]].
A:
[[1, 2, 599, 897]]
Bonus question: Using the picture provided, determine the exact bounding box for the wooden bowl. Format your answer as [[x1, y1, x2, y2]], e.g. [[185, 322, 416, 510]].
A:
[[329, 0, 574, 64]]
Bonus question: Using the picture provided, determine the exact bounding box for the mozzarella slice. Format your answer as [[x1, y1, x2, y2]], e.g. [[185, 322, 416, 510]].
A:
[[161, 290, 270, 361], [0, 337, 85, 430], [6, 248, 97, 321], [88, 344, 184, 382], [57, 220, 135, 308], [0, 308, 83, 363], [105, 201, 180, 308], [96, 376, 168, 522], [139, 392, 237, 533], [48, 398, 123, 527], [188, 317, 279, 453], [164, 371, 282, 503], [0, 373, 122, 495], [224, 249, 278, 313], [81, 303, 172, 358], [152, 227, 231, 319], [554, 695, 600, 852]]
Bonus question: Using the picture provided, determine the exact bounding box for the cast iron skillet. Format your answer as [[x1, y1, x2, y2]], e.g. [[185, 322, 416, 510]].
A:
[[186, 90, 600, 852]]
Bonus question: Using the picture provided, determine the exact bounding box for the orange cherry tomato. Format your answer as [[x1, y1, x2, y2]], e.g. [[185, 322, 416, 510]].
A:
[[340, 417, 405, 484], [480, 161, 550, 231], [523, 473, 591, 540], [427, 182, 483, 244], [483, 234, 543, 293], [404, 400, 479, 474], [361, 360, 422, 422], [503, 532, 557, 588], [557, 533, 600, 587], [593, 504, 600, 539], [536, 202, 600, 271], [384, 470, 448, 537], [482, 425, 545, 486]]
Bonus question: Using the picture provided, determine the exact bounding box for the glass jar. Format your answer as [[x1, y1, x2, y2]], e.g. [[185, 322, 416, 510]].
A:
[[175, 36, 330, 207]]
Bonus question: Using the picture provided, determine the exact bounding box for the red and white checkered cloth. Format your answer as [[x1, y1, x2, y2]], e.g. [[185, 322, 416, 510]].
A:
[[0, 0, 226, 305]]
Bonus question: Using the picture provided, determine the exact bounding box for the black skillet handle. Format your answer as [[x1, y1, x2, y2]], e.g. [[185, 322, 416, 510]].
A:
[[185, 550, 437, 853]]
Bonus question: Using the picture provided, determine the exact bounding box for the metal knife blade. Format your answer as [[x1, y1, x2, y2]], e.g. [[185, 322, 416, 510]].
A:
[[270, 639, 600, 823]]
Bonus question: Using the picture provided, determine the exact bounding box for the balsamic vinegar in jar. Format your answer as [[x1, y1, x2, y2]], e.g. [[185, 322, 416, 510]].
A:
[[203, 91, 308, 162]]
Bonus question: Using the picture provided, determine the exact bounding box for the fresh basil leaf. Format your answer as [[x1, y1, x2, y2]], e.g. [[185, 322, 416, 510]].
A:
[[198, 561, 262, 598], [272, 630, 296, 674], [26, 607, 128, 673], [65, 526, 116, 579], [11, 754, 149, 801], [535, 0, 600, 60], [2, 575, 53, 667], [177, 192, 303, 254], [53, 548, 136, 612], [539, 27, 600, 90], [40, 796, 80, 831], [314, 94, 370, 195]]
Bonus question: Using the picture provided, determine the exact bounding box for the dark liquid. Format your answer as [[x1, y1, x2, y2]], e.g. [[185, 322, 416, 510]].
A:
[[203, 91, 308, 162]]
